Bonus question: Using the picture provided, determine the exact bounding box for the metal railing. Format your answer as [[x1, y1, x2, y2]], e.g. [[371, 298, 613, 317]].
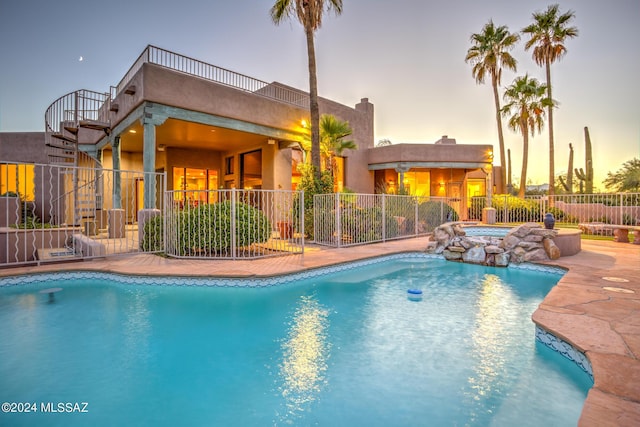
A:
[[164, 189, 304, 259], [468, 193, 640, 231], [1, 161, 164, 267], [114, 45, 310, 108], [44, 89, 112, 164], [313, 193, 458, 247]]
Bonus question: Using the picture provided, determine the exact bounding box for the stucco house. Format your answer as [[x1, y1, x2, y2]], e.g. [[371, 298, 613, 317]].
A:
[[1, 45, 496, 224]]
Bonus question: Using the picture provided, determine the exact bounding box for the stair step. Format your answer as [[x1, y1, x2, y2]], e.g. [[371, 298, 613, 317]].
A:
[[51, 132, 76, 143], [49, 159, 74, 165], [63, 124, 79, 134], [46, 140, 74, 149], [48, 152, 75, 159], [79, 120, 110, 131]]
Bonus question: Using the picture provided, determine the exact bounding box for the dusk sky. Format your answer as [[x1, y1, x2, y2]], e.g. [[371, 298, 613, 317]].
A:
[[1, 0, 638, 189]]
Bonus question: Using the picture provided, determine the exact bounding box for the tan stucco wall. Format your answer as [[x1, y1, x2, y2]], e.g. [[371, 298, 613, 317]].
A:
[[107, 64, 374, 192], [368, 143, 493, 165], [0, 132, 48, 163]]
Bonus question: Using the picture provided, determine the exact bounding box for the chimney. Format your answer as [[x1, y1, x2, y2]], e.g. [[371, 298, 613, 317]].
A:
[[435, 135, 456, 145]]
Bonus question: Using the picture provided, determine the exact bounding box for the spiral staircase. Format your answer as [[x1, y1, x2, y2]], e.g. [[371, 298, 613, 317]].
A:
[[44, 90, 112, 233]]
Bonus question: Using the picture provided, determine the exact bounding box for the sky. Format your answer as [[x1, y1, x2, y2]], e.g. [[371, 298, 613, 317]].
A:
[[1, 0, 638, 190]]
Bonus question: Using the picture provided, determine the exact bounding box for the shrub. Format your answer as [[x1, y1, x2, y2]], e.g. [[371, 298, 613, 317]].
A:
[[545, 206, 576, 223], [588, 215, 612, 224], [294, 165, 333, 239], [177, 201, 271, 256], [418, 200, 459, 231], [141, 215, 164, 252], [340, 206, 399, 243], [622, 213, 637, 226]]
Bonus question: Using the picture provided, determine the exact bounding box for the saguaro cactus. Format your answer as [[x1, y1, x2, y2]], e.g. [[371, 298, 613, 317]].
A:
[[559, 143, 574, 193], [574, 127, 594, 194], [507, 148, 513, 194]]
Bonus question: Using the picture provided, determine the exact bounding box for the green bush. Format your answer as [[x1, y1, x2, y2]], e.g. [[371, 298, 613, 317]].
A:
[[545, 206, 576, 223], [417, 200, 459, 231], [177, 201, 271, 256], [340, 206, 399, 242], [294, 165, 333, 239], [141, 215, 164, 252], [468, 195, 578, 223], [622, 213, 637, 226]]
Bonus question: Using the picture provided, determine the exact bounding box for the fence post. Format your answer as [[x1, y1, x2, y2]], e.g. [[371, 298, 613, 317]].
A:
[[414, 198, 419, 235], [231, 188, 237, 260], [300, 191, 305, 255], [335, 192, 341, 247], [381, 194, 386, 241]]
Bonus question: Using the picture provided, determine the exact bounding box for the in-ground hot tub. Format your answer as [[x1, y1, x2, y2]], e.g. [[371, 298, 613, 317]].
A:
[[461, 224, 581, 257]]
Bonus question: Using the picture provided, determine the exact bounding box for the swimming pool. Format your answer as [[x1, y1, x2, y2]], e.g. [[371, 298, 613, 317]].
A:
[[0, 255, 591, 426]]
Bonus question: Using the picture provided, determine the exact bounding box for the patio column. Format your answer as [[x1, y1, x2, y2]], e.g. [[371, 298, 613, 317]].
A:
[[141, 113, 167, 209], [112, 136, 122, 209], [138, 112, 166, 247], [108, 136, 125, 238]]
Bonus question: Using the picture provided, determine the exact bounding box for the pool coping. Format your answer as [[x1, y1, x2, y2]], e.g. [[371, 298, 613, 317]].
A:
[[0, 237, 638, 426]]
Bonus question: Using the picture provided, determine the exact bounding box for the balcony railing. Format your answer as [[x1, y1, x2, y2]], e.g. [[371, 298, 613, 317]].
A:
[[115, 45, 310, 109]]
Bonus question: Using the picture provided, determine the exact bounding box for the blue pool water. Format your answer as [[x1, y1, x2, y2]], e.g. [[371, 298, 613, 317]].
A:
[[0, 257, 591, 426]]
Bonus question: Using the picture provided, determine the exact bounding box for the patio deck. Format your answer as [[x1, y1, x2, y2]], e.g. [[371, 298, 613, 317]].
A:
[[0, 237, 638, 426]]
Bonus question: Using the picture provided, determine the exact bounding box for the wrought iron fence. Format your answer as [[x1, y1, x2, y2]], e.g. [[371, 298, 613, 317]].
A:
[[1, 161, 164, 267], [163, 189, 304, 259], [468, 193, 640, 236], [313, 193, 459, 247]]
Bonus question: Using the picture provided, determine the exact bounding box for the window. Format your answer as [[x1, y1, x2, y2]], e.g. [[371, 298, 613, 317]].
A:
[[240, 150, 262, 189], [0, 163, 35, 200], [291, 149, 304, 190], [225, 156, 234, 175], [400, 170, 431, 196], [466, 179, 486, 199], [333, 157, 345, 192], [172, 167, 218, 205]]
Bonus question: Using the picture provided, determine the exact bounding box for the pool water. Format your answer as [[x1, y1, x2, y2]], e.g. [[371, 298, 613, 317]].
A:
[[0, 258, 591, 426]]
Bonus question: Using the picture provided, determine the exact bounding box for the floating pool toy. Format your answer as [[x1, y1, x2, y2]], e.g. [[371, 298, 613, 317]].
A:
[[407, 289, 423, 301]]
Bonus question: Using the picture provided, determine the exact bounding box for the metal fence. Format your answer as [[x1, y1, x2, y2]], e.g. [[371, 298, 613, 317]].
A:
[[468, 193, 640, 231], [1, 161, 164, 267], [313, 193, 458, 247], [164, 189, 304, 259]]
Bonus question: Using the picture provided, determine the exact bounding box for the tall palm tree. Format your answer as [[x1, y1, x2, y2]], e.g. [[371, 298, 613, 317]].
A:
[[501, 75, 554, 198], [465, 20, 520, 194], [271, 0, 344, 182], [522, 4, 578, 198]]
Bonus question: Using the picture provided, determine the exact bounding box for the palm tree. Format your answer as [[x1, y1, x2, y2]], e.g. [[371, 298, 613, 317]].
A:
[[300, 114, 355, 173], [501, 75, 554, 198], [522, 4, 578, 198], [319, 114, 355, 174], [271, 0, 344, 182], [465, 20, 520, 194]]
